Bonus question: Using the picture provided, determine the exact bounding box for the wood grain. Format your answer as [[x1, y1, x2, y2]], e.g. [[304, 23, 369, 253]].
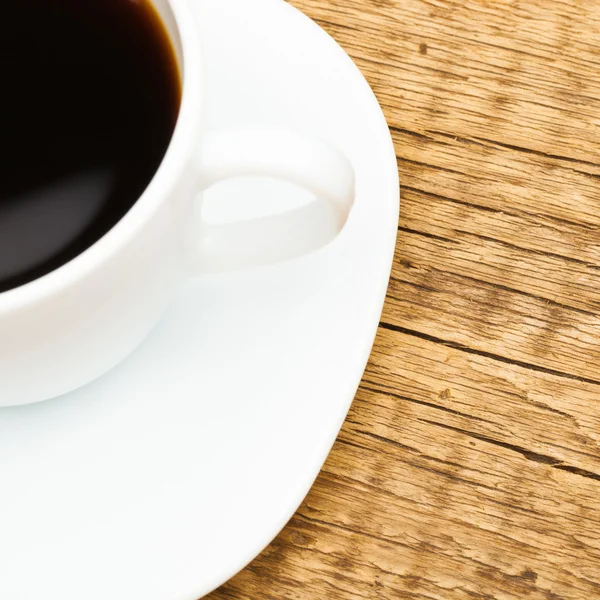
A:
[[208, 0, 600, 598]]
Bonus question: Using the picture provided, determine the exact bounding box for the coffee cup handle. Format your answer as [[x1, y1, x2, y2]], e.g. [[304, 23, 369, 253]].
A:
[[191, 126, 355, 272]]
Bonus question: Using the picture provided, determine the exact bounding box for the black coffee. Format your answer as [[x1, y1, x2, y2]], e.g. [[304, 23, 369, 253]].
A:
[[0, 0, 181, 293]]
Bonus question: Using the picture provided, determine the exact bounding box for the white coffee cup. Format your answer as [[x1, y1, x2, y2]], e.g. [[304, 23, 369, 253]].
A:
[[0, 0, 355, 407]]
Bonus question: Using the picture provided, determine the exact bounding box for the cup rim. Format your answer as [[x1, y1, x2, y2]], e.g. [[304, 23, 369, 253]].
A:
[[0, 0, 203, 313]]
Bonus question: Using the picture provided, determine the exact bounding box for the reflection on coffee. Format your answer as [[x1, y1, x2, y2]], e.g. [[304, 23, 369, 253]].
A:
[[0, 0, 182, 293]]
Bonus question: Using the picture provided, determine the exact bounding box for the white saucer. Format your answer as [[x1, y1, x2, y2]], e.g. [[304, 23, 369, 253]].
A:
[[0, 1, 398, 598]]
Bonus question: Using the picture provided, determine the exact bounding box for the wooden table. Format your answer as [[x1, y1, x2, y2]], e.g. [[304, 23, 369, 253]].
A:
[[209, 1, 600, 598]]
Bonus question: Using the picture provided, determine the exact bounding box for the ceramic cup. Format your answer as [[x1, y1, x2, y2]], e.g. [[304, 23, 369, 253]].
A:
[[0, 0, 355, 408]]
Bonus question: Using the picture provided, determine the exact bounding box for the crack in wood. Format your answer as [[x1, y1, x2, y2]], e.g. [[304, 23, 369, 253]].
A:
[[394, 265, 600, 318], [398, 226, 459, 244], [429, 129, 600, 170], [379, 321, 600, 386], [399, 157, 473, 177], [454, 229, 600, 270], [420, 419, 600, 482], [360, 382, 497, 424], [419, 419, 563, 465], [399, 183, 600, 232]]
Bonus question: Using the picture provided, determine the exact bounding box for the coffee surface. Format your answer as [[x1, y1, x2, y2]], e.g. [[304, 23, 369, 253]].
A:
[[0, 0, 181, 293]]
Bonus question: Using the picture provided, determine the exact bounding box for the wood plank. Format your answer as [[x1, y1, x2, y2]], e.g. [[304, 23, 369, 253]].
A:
[[389, 229, 600, 379], [303, 0, 600, 165]]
